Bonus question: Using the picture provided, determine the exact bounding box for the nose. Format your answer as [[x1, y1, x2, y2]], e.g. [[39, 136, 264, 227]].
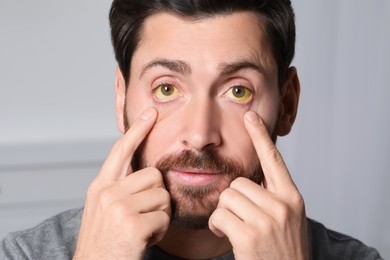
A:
[[179, 98, 222, 151]]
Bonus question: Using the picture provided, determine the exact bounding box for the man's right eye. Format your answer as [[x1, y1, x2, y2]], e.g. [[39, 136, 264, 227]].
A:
[[153, 83, 180, 102]]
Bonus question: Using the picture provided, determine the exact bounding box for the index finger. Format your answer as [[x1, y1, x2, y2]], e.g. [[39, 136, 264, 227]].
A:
[[98, 107, 158, 182], [244, 110, 295, 193]]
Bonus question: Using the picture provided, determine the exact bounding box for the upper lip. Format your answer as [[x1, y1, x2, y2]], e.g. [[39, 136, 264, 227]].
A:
[[170, 168, 221, 175]]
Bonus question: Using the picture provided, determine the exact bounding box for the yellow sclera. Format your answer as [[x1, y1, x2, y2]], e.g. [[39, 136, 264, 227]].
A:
[[226, 86, 252, 103], [153, 83, 180, 102]]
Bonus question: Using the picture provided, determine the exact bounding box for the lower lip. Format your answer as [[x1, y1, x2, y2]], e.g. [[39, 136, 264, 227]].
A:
[[167, 170, 222, 186]]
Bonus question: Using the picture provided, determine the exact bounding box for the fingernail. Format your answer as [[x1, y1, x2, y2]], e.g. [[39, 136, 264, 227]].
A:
[[140, 107, 154, 120], [245, 111, 260, 124]]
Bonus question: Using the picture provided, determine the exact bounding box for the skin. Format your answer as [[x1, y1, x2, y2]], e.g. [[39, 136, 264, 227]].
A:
[[74, 11, 308, 260]]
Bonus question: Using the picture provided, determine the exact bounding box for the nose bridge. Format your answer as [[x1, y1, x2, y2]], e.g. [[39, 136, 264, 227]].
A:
[[180, 95, 221, 151]]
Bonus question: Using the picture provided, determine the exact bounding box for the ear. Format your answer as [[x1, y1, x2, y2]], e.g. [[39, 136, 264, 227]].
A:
[[115, 67, 126, 134], [277, 66, 300, 136]]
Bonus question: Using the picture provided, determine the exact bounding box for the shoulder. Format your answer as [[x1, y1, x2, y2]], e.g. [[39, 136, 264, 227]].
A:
[[308, 218, 383, 260], [0, 208, 83, 260]]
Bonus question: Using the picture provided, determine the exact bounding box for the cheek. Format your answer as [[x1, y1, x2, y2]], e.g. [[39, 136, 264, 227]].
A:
[[250, 91, 281, 131], [221, 113, 259, 170], [125, 79, 155, 123], [138, 115, 180, 166]]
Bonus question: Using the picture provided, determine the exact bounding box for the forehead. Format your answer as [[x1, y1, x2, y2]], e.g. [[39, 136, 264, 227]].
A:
[[132, 11, 277, 79]]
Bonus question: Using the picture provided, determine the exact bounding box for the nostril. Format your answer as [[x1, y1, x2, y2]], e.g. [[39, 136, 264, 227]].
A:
[[181, 130, 221, 152]]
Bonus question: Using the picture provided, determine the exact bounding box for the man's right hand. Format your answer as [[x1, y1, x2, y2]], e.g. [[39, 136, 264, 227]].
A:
[[73, 107, 171, 260]]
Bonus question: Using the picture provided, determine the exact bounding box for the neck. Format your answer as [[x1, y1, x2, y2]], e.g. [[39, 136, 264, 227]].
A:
[[157, 226, 232, 259]]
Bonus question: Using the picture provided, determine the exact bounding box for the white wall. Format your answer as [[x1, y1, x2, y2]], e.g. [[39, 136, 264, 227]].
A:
[[0, 0, 118, 241], [284, 1, 390, 257], [1, 0, 389, 258], [0, 0, 118, 144]]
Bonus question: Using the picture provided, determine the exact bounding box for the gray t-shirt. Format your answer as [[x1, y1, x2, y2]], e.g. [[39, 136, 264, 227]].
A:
[[0, 208, 383, 259]]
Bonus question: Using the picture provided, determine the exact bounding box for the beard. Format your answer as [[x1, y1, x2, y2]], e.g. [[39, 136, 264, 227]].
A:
[[126, 106, 279, 230], [132, 148, 263, 230]]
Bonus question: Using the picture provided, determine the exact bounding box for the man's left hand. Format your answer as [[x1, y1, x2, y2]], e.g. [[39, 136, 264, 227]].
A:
[[209, 111, 310, 260]]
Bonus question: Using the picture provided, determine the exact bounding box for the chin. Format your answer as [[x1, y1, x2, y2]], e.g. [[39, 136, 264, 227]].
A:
[[166, 177, 231, 230]]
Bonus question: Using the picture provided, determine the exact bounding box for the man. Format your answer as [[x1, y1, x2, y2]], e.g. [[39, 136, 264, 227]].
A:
[[0, 0, 383, 259]]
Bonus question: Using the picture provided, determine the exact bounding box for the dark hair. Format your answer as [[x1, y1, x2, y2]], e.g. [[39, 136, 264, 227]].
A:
[[109, 0, 296, 87]]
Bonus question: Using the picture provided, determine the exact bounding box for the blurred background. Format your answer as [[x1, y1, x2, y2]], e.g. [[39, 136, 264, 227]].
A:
[[0, 0, 389, 258]]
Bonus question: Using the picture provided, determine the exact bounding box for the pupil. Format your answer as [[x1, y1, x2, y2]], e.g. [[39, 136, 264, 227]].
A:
[[233, 87, 245, 98], [162, 85, 173, 95]]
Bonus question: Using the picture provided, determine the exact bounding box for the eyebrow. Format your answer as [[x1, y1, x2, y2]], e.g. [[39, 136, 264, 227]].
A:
[[218, 60, 266, 77], [139, 58, 265, 79], [140, 59, 192, 79]]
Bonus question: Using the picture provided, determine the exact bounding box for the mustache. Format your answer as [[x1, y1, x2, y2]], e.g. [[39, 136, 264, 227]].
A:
[[155, 149, 244, 177]]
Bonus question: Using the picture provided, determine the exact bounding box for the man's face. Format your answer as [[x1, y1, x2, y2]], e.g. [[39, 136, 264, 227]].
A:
[[121, 12, 281, 229]]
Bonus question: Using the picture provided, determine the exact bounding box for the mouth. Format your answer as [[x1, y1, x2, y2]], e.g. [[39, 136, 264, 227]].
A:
[[167, 169, 225, 187]]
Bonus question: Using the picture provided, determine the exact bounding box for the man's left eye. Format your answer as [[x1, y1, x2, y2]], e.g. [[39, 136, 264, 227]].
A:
[[225, 86, 253, 103], [153, 83, 180, 102]]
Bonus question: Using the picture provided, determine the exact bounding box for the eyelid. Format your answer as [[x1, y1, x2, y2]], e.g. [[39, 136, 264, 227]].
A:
[[223, 78, 254, 93], [224, 76, 254, 91], [151, 77, 178, 90]]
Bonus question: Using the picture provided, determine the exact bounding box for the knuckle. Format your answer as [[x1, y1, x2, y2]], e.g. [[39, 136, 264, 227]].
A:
[[160, 211, 171, 226], [98, 187, 116, 208], [268, 200, 291, 225], [266, 146, 284, 165], [255, 216, 274, 235], [162, 188, 171, 201], [275, 201, 290, 219], [230, 177, 247, 188], [86, 179, 110, 203], [110, 200, 128, 216], [123, 216, 140, 235], [290, 191, 305, 209], [208, 211, 217, 225], [157, 187, 171, 203], [112, 139, 125, 154], [147, 167, 164, 183], [86, 180, 100, 198], [209, 208, 225, 225], [218, 188, 235, 204], [109, 202, 140, 231], [151, 166, 163, 177], [113, 138, 135, 156]]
